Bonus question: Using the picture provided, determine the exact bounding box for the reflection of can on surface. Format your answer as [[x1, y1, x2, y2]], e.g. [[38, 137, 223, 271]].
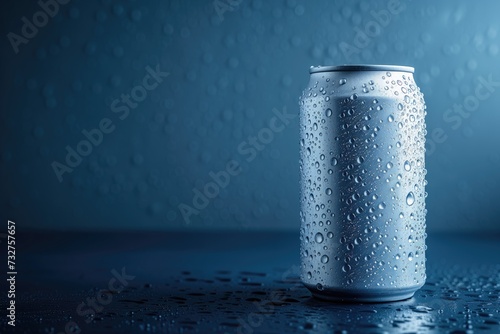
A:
[[299, 65, 427, 302]]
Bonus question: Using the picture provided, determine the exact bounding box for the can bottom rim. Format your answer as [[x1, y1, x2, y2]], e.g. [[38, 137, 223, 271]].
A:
[[303, 282, 424, 303]]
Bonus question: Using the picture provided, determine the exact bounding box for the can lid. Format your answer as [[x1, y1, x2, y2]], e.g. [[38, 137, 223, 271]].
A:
[[309, 64, 415, 74]]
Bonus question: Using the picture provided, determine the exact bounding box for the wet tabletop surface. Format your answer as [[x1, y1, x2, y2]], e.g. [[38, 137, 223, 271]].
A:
[[2, 231, 500, 333]]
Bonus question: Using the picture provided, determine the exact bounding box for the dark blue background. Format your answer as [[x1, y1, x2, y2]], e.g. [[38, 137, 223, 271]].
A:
[[1, 0, 500, 231]]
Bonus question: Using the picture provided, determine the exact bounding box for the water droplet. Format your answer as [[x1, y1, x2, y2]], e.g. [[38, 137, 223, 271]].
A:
[[356, 156, 364, 164], [342, 264, 351, 272], [315, 232, 324, 243], [325, 188, 332, 195], [339, 78, 347, 85], [347, 213, 355, 222], [325, 108, 332, 117], [316, 283, 324, 291], [321, 255, 329, 263], [307, 271, 312, 279], [327, 232, 334, 238], [408, 252, 414, 261], [413, 305, 433, 313], [404, 160, 411, 171], [398, 103, 403, 110], [406, 192, 415, 206], [331, 157, 338, 166], [388, 115, 394, 122], [378, 202, 386, 210], [386, 162, 393, 169]]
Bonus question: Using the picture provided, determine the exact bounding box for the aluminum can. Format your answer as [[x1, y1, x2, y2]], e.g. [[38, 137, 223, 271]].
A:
[[299, 64, 427, 302]]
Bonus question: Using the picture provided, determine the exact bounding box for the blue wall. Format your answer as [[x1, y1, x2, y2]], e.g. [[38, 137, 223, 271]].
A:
[[2, 0, 500, 231]]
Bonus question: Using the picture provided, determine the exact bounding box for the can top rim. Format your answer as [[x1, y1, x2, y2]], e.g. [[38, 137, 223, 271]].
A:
[[309, 64, 415, 74]]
